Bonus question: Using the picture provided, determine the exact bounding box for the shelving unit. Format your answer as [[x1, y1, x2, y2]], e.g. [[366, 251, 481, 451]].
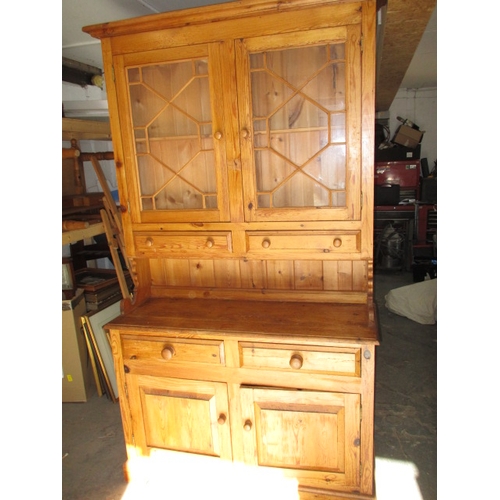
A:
[[62, 117, 111, 246]]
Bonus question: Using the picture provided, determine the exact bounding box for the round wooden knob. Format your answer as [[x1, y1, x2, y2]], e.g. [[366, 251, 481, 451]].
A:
[[244, 420, 252, 431], [289, 354, 303, 369], [218, 414, 227, 425], [262, 238, 271, 249], [206, 237, 214, 248], [161, 346, 175, 360], [333, 238, 342, 248], [146, 237, 154, 247], [214, 131, 222, 140], [241, 128, 249, 139]]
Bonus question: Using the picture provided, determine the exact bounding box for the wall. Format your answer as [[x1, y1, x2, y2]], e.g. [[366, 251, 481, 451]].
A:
[[387, 87, 437, 169], [62, 82, 117, 196]]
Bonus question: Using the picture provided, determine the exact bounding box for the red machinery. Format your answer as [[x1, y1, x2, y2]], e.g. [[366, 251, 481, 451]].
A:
[[373, 160, 437, 271]]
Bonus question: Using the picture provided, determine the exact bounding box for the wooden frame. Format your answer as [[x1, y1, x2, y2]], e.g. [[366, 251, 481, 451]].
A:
[[81, 301, 122, 401]]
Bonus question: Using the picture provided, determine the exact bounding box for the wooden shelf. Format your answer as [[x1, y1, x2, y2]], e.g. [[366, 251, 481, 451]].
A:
[[62, 117, 111, 141], [63, 118, 112, 245], [62, 222, 105, 246]]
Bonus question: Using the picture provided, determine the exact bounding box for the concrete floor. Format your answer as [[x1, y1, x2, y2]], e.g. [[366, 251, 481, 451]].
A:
[[62, 271, 437, 500]]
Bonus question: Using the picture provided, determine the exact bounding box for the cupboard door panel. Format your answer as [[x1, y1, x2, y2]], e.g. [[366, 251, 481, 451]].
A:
[[127, 375, 232, 459], [237, 26, 362, 222], [114, 44, 231, 223], [240, 387, 360, 489]]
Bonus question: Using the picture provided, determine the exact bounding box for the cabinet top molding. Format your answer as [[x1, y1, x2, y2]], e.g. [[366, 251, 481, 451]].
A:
[[83, 0, 369, 39]]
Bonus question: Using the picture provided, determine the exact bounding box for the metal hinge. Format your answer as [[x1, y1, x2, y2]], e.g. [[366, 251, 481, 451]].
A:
[[127, 201, 131, 214], [112, 65, 115, 83], [360, 35, 364, 53]]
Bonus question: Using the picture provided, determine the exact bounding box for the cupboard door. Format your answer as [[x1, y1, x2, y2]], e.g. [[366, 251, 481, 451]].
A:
[[114, 44, 231, 223], [236, 26, 362, 222], [239, 386, 360, 491], [126, 374, 232, 460]]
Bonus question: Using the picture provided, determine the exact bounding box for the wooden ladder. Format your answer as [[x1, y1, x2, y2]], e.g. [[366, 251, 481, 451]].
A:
[[89, 155, 132, 301]]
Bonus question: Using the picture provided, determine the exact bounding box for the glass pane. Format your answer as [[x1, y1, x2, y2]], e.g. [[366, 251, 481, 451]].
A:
[[137, 155, 174, 196], [128, 67, 140, 83], [269, 95, 328, 131], [149, 106, 198, 138], [273, 173, 329, 208], [135, 139, 148, 154], [250, 53, 264, 69], [270, 130, 327, 166], [248, 41, 348, 210], [173, 77, 212, 122], [331, 191, 346, 207], [181, 152, 217, 194], [251, 71, 293, 117], [142, 62, 193, 101], [156, 178, 203, 210], [303, 144, 346, 190], [195, 59, 208, 75], [257, 194, 270, 208], [303, 62, 345, 112], [330, 113, 346, 143], [330, 43, 345, 60], [267, 46, 327, 90], [129, 84, 166, 127], [150, 138, 200, 173], [205, 196, 217, 209], [142, 197, 154, 210], [134, 129, 146, 139], [128, 58, 218, 212], [255, 150, 295, 191]]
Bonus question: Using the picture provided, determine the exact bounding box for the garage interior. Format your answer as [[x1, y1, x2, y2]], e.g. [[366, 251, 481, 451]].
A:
[[61, 1, 438, 499]]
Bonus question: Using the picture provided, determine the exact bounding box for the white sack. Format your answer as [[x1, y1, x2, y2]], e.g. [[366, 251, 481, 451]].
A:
[[385, 279, 437, 325]]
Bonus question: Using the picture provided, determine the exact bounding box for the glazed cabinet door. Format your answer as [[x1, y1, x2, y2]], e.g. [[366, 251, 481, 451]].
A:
[[113, 43, 233, 224], [126, 374, 232, 460], [239, 386, 361, 492], [236, 25, 362, 222]]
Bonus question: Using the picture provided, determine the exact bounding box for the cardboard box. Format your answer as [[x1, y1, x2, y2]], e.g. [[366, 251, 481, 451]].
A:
[[393, 125, 424, 149], [62, 289, 95, 402]]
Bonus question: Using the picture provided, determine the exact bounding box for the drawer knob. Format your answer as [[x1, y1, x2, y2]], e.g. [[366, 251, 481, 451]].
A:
[[241, 128, 249, 139], [146, 237, 154, 247], [218, 414, 227, 425], [289, 354, 303, 369], [206, 237, 214, 248], [214, 131, 222, 140], [262, 238, 271, 249], [244, 420, 253, 431], [333, 238, 342, 248], [161, 345, 175, 360]]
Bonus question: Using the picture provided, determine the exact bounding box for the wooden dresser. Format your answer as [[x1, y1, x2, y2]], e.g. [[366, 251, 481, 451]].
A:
[[84, 1, 379, 498]]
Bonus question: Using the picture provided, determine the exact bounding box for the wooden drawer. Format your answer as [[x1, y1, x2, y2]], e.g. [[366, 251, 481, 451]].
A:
[[122, 336, 225, 366], [239, 342, 360, 377], [245, 231, 361, 256], [134, 232, 233, 256]]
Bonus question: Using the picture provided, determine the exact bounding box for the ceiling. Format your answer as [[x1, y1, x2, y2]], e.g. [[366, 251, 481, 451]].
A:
[[62, 0, 436, 113]]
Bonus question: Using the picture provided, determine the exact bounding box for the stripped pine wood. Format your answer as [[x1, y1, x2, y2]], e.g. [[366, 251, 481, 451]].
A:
[[83, 2, 378, 498]]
